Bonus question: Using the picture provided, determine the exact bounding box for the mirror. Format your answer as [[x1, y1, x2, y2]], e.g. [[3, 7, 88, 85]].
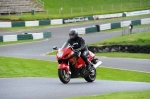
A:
[[53, 46, 58, 50]]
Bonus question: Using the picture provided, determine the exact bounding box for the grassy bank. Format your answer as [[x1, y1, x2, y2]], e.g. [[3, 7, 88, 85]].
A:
[[69, 90, 150, 99], [0, 0, 149, 21], [91, 31, 150, 46], [0, 56, 150, 83], [0, 39, 42, 46], [43, 0, 150, 15]]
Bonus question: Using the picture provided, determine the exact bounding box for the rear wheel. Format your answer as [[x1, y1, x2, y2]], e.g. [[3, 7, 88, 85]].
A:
[[84, 67, 96, 82], [58, 69, 71, 84]]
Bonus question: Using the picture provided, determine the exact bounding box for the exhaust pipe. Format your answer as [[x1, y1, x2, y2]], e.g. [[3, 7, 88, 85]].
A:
[[94, 61, 102, 68]]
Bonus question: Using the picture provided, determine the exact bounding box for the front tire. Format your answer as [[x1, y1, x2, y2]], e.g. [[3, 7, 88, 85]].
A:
[[84, 67, 96, 82], [58, 69, 71, 84]]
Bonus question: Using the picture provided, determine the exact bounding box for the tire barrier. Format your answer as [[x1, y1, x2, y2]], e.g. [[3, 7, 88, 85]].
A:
[[0, 10, 150, 28], [0, 32, 51, 42], [72, 17, 150, 35], [88, 45, 150, 54]]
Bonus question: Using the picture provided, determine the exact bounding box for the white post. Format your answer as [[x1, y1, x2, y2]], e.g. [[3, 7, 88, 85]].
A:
[[81, 7, 83, 13], [43, 2, 44, 9], [140, 0, 142, 6], [122, 17, 124, 36], [130, 2, 132, 8], [101, 5, 103, 10], [71, 8, 72, 14], [59, 9, 61, 14], [112, 4, 113, 10], [92, 6, 94, 11], [121, 3, 123, 9], [9, 10, 10, 16], [46, 10, 48, 14]]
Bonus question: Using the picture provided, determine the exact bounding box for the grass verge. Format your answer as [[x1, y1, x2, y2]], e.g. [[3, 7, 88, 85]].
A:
[[90, 31, 150, 46], [95, 52, 150, 59], [69, 90, 150, 99], [47, 51, 57, 55], [0, 56, 58, 78], [0, 39, 42, 46], [47, 51, 150, 59], [0, 56, 150, 83]]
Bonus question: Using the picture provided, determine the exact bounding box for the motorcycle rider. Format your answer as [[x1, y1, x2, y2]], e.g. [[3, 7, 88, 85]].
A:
[[64, 30, 92, 72]]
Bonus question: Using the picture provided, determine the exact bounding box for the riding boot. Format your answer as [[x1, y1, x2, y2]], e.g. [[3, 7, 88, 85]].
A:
[[86, 64, 92, 72]]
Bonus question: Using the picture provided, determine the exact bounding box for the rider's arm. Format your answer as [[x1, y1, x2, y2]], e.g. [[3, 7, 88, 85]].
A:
[[78, 37, 86, 51]]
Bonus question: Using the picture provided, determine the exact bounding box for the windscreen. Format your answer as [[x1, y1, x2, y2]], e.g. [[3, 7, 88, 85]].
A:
[[61, 42, 69, 49]]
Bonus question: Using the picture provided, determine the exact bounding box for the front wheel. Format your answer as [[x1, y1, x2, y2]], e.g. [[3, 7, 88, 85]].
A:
[[84, 67, 96, 82], [58, 69, 71, 84]]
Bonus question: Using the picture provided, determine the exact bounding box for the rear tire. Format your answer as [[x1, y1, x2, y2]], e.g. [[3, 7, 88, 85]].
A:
[[58, 69, 71, 84], [84, 67, 96, 82]]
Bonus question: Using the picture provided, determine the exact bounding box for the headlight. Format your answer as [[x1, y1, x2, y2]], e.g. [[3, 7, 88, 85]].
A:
[[57, 51, 63, 58]]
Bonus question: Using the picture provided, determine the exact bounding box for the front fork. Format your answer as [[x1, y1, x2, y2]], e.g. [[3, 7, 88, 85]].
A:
[[58, 63, 71, 74]]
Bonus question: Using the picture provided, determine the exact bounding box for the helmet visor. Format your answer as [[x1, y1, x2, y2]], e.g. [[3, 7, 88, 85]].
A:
[[69, 34, 75, 39]]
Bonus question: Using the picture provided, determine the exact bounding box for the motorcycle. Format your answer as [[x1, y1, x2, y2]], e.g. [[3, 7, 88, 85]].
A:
[[53, 44, 102, 84]]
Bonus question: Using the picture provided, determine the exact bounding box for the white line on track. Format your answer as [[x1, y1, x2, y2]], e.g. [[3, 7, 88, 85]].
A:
[[99, 66, 150, 73]]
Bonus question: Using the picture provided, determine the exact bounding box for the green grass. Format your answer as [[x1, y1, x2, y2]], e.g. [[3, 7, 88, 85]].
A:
[[69, 90, 150, 99], [95, 52, 150, 59], [0, 56, 58, 77], [97, 67, 150, 82], [0, 39, 41, 46], [0, 0, 150, 21], [1, 56, 150, 83], [47, 51, 57, 55], [91, 31, 150, 46]]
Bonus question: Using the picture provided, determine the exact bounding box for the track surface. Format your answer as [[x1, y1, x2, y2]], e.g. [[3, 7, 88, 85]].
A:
[[0, 78, 150, 99], [0, 17, 150, 99]]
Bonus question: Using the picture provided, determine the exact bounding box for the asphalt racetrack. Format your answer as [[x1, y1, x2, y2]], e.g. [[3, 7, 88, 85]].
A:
[[0, 18, 150, 99]]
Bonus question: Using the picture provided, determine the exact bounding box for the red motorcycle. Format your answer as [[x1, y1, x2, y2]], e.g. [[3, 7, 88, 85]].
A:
[[53, 44, 102, 84]]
